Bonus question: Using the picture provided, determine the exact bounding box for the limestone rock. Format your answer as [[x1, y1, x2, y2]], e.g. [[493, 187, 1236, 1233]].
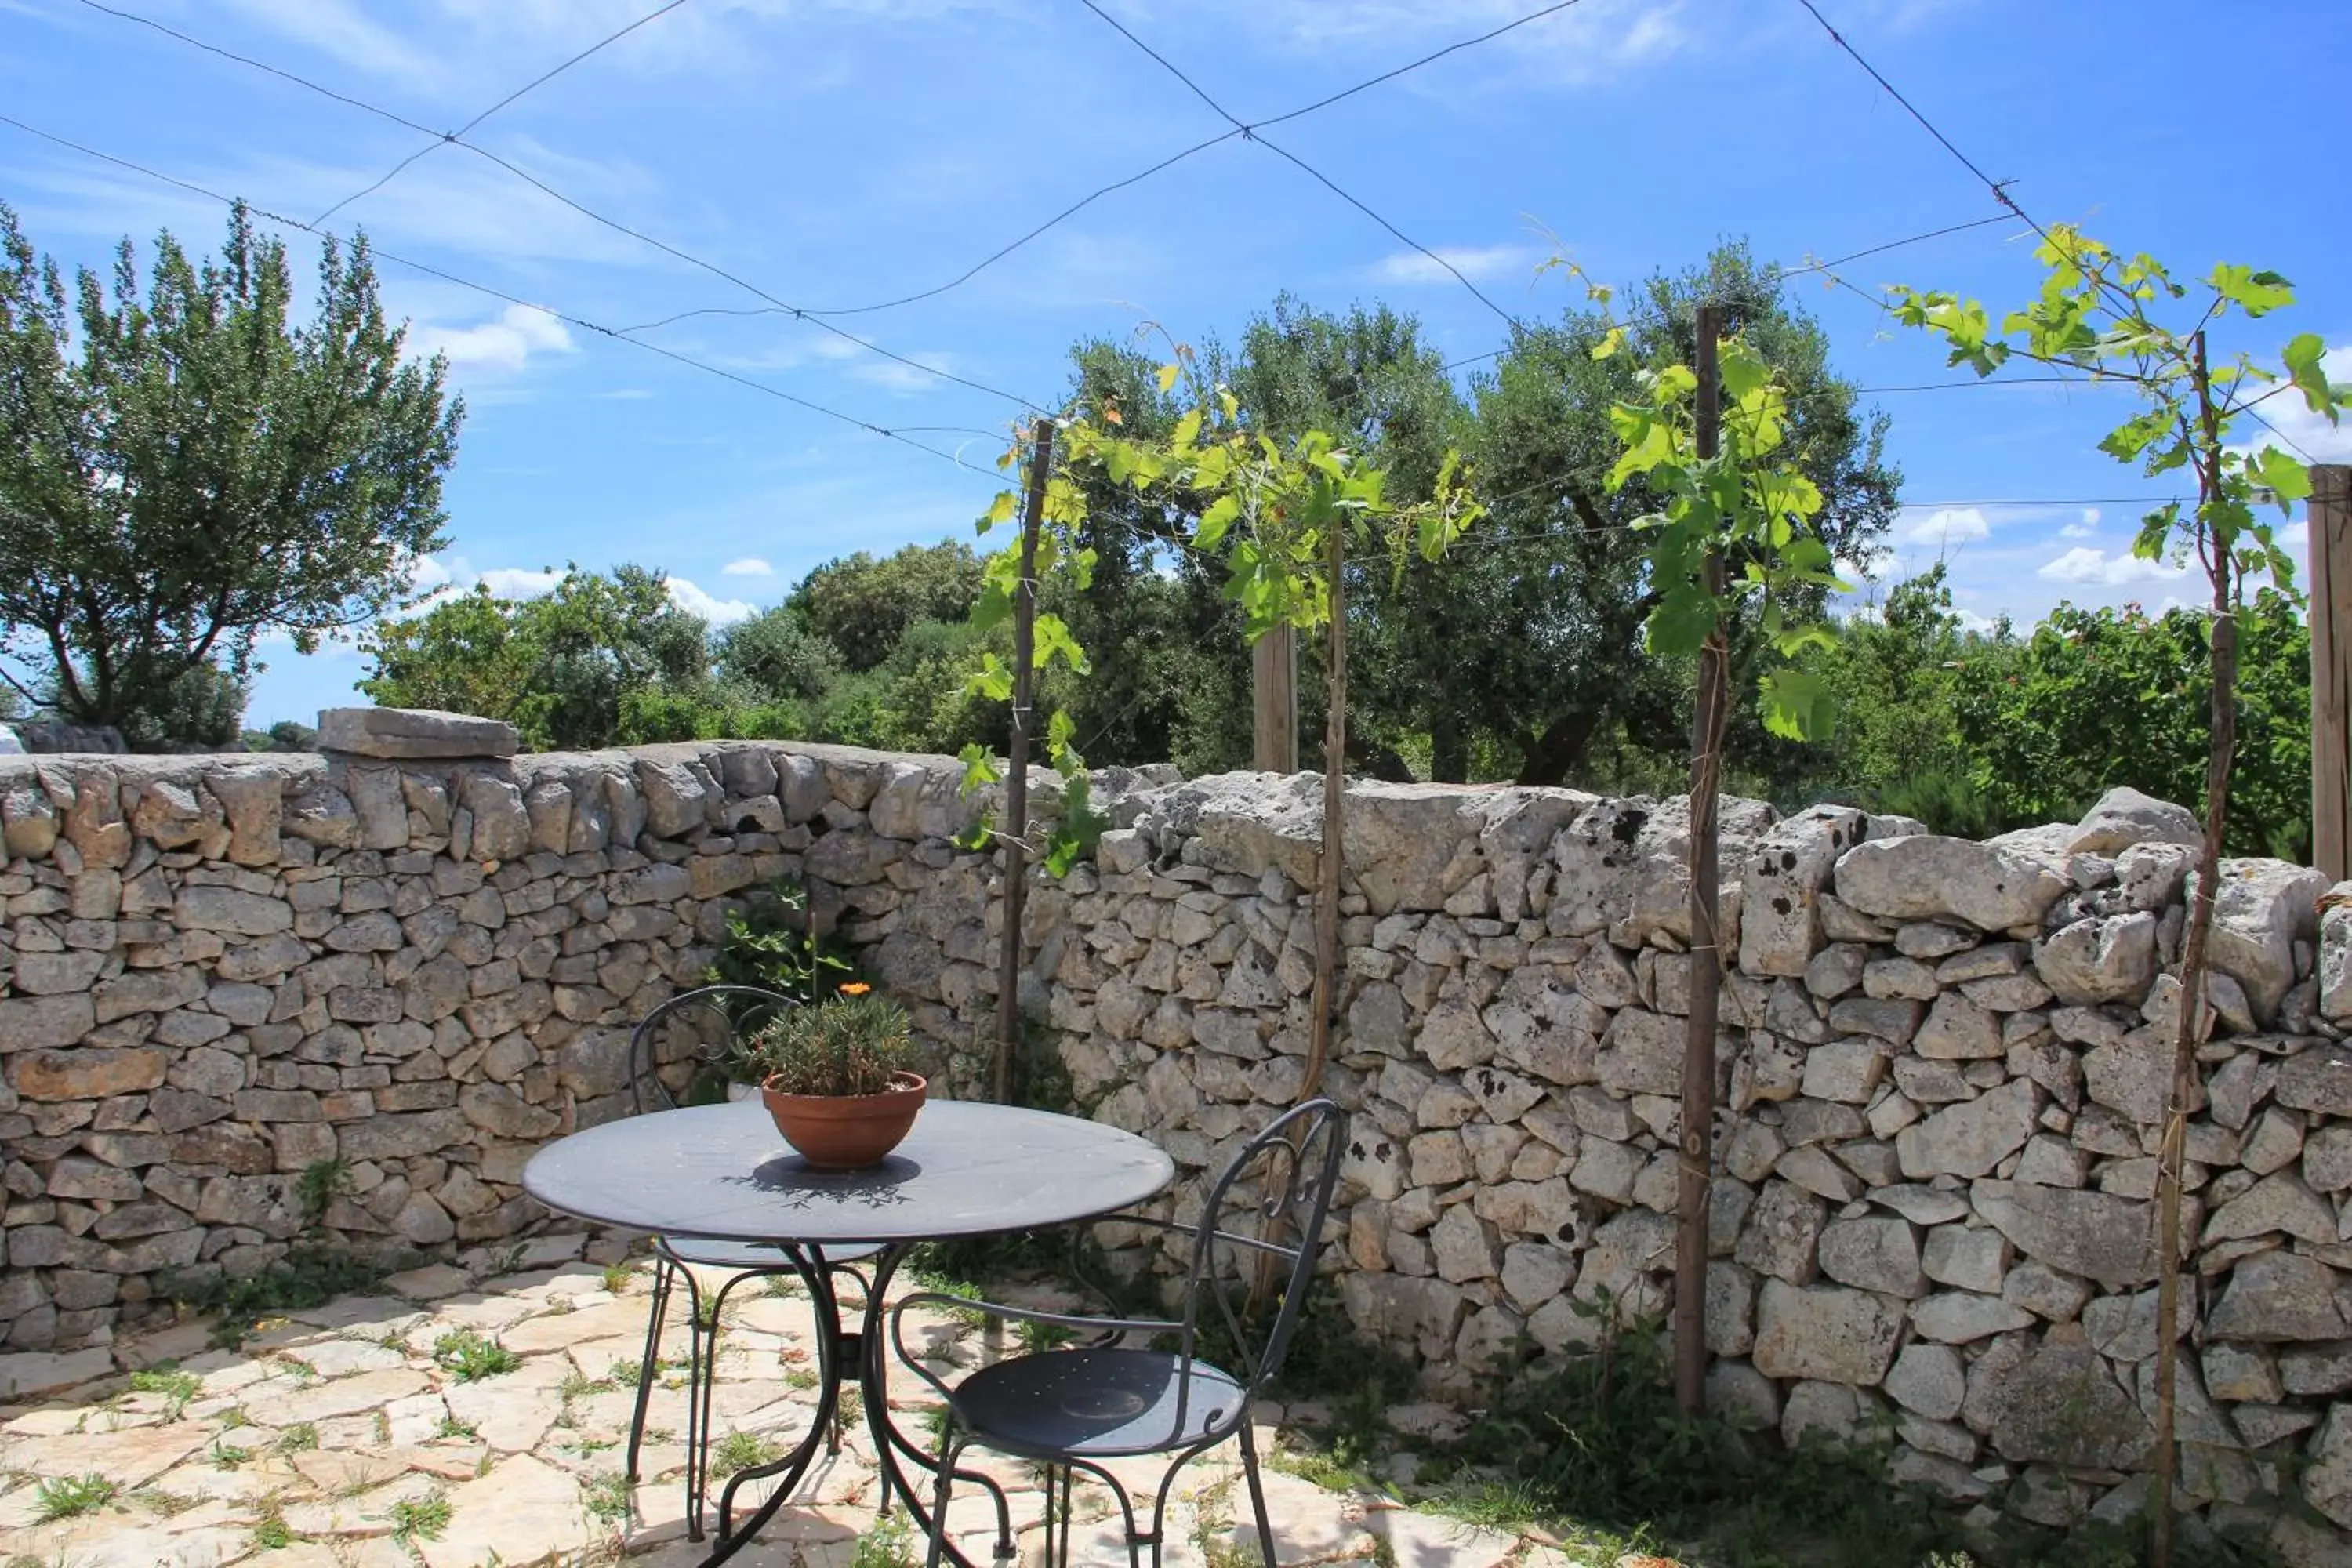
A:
[[1739, 806, 1876, 977], [2068, 786, 2201, 856], [1818, 1215, 1925, 1297], [1833, 834, 2071, 932], [1752, 1279, 1903, 1385], [1986, 1334, 2153, 1470], [1972, 1181, 2157, 1287], [1897, 1080, 2037, 1180], [2208, 1250, 2350, 1341], [2197, 858, 2329, 1024], [317, 706, 516, 759], [2034, 913, 2158, 1006], [1885, 1342, 1966, 1420]]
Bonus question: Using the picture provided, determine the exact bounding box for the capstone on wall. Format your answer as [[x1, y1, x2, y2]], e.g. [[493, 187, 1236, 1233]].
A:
[[3, 712, 2351, 1554]]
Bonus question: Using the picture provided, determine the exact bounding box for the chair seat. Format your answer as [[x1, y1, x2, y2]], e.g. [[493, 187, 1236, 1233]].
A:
[[949, 1348, 1247, 1459], [656, 1235, 882, 1271]]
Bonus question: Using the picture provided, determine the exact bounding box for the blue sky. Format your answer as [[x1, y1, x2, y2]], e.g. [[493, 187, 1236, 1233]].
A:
[[4, 0, 2347, 728]]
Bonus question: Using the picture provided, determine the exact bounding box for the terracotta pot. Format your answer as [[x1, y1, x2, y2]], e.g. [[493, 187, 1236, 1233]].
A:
[[760, 1071, 927, 1169]]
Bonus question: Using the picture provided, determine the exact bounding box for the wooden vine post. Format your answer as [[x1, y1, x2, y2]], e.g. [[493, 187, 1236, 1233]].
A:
[[1301, 518, 1347, 1104], [1253, 626, 1298, 773], [1673, 305, 1726, 1415], [990, 419, 1055, 1105], [2313, 463, 2352, 884]]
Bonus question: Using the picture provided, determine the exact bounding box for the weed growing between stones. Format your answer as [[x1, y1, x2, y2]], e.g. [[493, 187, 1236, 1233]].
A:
[[32, 1474, 117, 1522], [295, 1158, 354, 1226], [250, 1501, 295, 1552], [387, 1492, 452, 1546], [1438, 1301, 2281, 1568], [431, 1328, 521, 1381], [162, 1246, 395, 1347], [583, 1471, 632, 1523], [848, 1513, 916, 1568], [276, 1423, 319, 1453], [434, 1414, 480, 1441], [601, 1262, 635, 1295], [709, 1430, 784, 1479], [126, 1365, 200, 1419], [208, 1439, 252, 1471]]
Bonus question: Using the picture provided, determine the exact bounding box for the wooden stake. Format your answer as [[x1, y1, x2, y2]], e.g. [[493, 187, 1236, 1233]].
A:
[[1674, 304, 1727, 1417], [2152, 332, 2234, 1568], [1301, 524, 1348, 1102], [1252, 623, 1298, 773], [2311, 464, 2352, 882], [991, 419, 1054, 1105]]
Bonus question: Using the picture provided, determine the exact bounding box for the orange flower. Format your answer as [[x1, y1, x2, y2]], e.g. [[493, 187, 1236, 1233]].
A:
[[838, 982, 872, 996]]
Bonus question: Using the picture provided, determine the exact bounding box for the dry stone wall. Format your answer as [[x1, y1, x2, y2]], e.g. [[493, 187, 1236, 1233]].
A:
[[4, 714, 2351, 1553]]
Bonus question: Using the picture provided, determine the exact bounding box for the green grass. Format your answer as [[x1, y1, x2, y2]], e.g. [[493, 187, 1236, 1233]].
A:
[[127, 1366, 201, 1420], [434, 1414, 481, 1441], [275, 1423, 320, 1454], [431, 1328, 521, 1381], [251, 1502, 296, 1551], [161, 1246, 391, 1347], [208, 1439, 252, 1471], [709, 1430, 784, 1479], [583, 1471, 632, 1523], [34, 1474, 118, 1521], [601, 1262, 634, 1294], [849, 1514, 916, 1568], [387, 1493, 452, 1546], [606, 1357, 644, 1389], [560, 1369, 615, 1402], [217, 1405, 249, 1430]]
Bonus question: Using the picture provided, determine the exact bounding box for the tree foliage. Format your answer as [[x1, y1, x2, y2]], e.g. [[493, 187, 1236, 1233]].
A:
[[0, 201, 460, 743], [1803, 572, 2313, 861], [359, 566, 712, 752]]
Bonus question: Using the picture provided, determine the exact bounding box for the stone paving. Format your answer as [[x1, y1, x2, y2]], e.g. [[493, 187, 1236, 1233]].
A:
[[0, 1233, 1562, 1568]]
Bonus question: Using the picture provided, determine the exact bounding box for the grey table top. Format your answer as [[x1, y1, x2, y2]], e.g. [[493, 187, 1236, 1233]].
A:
[[521, 1099, 1177, 1245]]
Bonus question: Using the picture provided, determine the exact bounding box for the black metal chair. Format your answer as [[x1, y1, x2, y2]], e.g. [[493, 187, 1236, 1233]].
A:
[[890, 1098, 1345, 1568], [621, 983, 882, 1541]]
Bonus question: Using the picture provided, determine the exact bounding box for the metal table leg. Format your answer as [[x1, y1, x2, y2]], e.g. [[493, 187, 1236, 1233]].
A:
[[858, 1247, 1016, 1566], [695, 1251, 840, 1568]]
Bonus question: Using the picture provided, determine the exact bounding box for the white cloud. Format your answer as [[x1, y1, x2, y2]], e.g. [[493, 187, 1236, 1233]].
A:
[[2058, 506, 2100, 540], [1374, 244, 1545, 286], [721, 557, 775, 577], [1951, 607, 1997, 633], [1903, 506, 1989, 548], [1234, 0, 1693, 85], [476, 566, 566, 598], [2238, 343, 2352, 463], [666, 576, 757, 626], [410, 306, 575, 375], [850, 354, 957, 393], [2037, 546, 2187, 587]]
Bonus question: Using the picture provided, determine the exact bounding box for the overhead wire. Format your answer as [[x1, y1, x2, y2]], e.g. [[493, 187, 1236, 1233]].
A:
[[1076, 0, 1521, 328], [74, 0, 1047, 412], [313, 0, 695, 226], [1792, 2, 2325, 472], [0, 113, 1012, 492], [803, 0, 1593, 319]]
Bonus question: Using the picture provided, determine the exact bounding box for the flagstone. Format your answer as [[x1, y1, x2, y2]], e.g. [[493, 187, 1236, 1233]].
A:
[[414, 1452, 586, 1568], [281, 1470, 442, 1537], [0, 1420, 211, 1487], [270, 1367, 430, 1425], [383, 1262, 474, 1301], [499, 1296, 648, 1352]]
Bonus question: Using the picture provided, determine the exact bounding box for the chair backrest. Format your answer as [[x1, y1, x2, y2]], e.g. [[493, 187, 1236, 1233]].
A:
[[1172, 1097, 1345, 1432], [628, 984, 797, 1114]]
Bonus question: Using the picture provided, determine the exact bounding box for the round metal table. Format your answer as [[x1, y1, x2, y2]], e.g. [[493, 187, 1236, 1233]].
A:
[[523, 1099, 1176, 1567]]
